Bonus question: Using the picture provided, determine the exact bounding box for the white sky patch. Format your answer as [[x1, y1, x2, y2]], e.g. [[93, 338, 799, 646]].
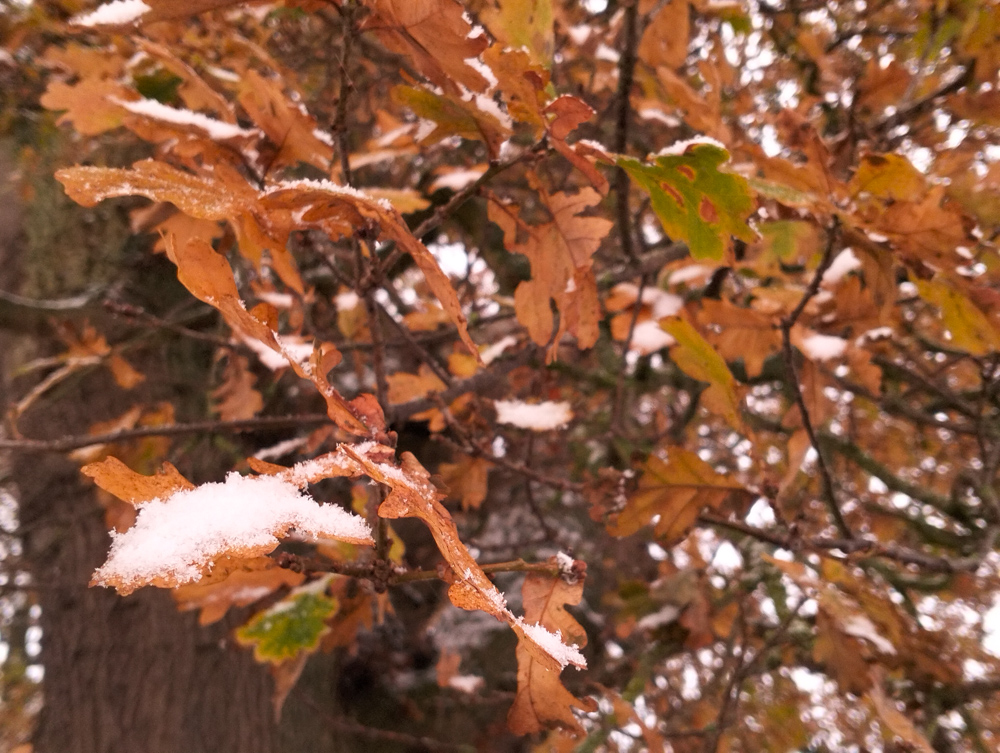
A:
[[746, 498, 776, 527], [71, 0, 150, 26], [427, 241, 469, 277], [495, 400, 572, 431], [822, 248, 861, 285], [118, 98, 255, 141], [800, 334, 847, 361], [841, 614, 896, 655], [711, 541, 743, 574], [515, 618, 586, 669], [93, 472, 372, 592]]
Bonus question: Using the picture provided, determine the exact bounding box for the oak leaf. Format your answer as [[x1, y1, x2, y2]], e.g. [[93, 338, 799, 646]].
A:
[[660, 317, 743, 428], [236, 583, 339, 663], [174, 565, 304, 626], [344, 448, 587, 673], [610, 447, 751, 544], [618, 142, 755, 260], [489, 188, 612, 358], [508, 565, 596, 736], [86, 450, 374, 594], [361, 0, 490, 95]]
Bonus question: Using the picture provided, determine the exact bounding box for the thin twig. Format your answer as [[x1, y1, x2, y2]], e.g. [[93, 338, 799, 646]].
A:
[[779, 219, 852, 538], [612, 0, 640, 264]]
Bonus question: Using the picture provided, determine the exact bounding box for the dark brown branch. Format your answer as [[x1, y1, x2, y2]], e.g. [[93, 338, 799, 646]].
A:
[[612, 0, 639, 264], [697, 511, 981, 573], [780, 219, 852, 538]]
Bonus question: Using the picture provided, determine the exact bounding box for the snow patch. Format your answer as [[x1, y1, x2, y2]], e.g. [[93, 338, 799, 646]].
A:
[[495, 400, 572, 431], [841, 614, 896, 655], [93, 472, 372, 591], [800, 333, 847, 361], [72, 0, 150, 26], [265, 179, 394, 212], [516, 618, 586, 669], [629, 320, 676, 354], [654, 136, 727, 158], [822, 249, 862, 285], [118, 98, 255, 141], [430, 167, 488, 192]]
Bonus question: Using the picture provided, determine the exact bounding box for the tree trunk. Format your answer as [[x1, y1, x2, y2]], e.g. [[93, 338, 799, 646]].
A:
[[15, 450, 279, 753]]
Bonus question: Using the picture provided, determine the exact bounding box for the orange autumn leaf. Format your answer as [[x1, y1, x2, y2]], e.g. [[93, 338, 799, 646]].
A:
[[508, 563, 596, 736]]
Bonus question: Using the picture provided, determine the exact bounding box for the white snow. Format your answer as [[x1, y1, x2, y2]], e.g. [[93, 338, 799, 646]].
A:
[[516, 618, 586, 669], [241, 334, 314, 371], [800, 333, 847, 361], [636, 605, 681, 630], [841, 614, 896, 655], [118, 98, 255, 140], [430, 167, 488, 192], [265, 179, 394, 212], [856, 327, 893, 346], [92, 471, 372, 591], [612, 283, 684, 319], [480, 335, 517, 365], [464, 56, 498, 89], [822, 249, 862, 285], [628, 320, 676, 354], [495, 400, 572, 431], [654, 136, 727, 158], [448, 674, 485, 693], [556, 551, 575, 575], [253, 437, 307, 461], [71, 0, 150, 26]]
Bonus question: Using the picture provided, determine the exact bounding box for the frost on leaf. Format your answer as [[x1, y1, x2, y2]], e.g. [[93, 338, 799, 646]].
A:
[[508, 563, 596, 736], [85, 453, 373, 595], [618, 142, 755, 260], [344, 448, 587, 680]]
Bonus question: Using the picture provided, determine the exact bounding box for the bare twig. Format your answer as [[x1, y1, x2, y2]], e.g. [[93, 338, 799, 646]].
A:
[[779, 219, 852, 538]]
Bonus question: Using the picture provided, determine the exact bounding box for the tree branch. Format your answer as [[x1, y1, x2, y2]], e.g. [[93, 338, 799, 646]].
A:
[[780, 219, 852, 538]]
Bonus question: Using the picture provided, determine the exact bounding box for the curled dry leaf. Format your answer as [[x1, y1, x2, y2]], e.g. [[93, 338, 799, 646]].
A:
[[343, 448, 587, 676]]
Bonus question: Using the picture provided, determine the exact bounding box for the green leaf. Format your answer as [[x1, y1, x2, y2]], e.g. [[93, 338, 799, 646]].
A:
[[618, 144, 755, 260], [236, 587, 338, 664], [661, 317, 743, 429], [610, 446, 751, 544]]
